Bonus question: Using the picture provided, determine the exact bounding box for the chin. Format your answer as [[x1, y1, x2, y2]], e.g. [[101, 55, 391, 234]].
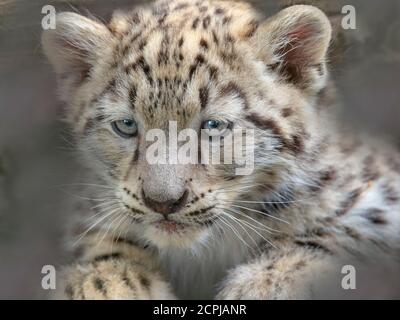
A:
[[143, 223, 210, 250]]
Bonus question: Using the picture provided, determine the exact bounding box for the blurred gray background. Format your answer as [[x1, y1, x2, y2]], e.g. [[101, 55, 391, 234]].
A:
[[0, 0, 399, 299]]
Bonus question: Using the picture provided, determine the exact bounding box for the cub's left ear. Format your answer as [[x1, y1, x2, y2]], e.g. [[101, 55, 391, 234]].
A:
[[251, 5, 332, 92]]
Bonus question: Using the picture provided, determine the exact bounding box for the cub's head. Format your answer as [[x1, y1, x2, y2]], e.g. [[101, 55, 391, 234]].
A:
[[43, 0, 331, 249]]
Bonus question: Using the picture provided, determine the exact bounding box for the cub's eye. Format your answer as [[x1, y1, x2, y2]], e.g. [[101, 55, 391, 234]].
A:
[[201, 119, 230, 137], [111, 119, 138, 138]]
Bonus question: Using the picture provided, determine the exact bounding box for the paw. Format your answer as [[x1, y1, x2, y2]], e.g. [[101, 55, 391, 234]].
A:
[[216, 264, 296, 300], [216, 260, 316, 300], [52, 258, 176, 300]]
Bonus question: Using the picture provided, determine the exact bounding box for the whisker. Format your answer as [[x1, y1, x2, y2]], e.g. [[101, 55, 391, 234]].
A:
[[53, 183, 115, 190], [230, 204, 290, 225], [222, 211, 277, 249], [217, 215, 252, 250], [83, 203, 120, 224], [57, 189, 114, 202], [113, 215, 129, 246], [219, 206, 279, 233], [97, 212, 124, 247], [221, 212, 260, 248], [90, 200, 119, 211], [227, 198, 307, 205], [72, 207, 121, 246]]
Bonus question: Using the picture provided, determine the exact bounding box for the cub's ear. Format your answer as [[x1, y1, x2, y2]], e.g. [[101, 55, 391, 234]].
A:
[[42, 12, 112, 99], [251, 5, 332, 92]]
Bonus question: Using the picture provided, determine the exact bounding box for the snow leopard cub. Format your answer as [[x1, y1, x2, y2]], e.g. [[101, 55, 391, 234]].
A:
[[42, 0, 400, 299]]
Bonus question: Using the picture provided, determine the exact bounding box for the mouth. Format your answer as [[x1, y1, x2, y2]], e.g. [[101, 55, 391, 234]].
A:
[[154, 219, 186, 233]]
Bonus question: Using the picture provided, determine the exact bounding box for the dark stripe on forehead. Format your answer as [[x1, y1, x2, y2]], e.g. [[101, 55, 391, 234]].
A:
[[188, 54, 205, 80], [129, 86, 137, 109], [125, 56, 153, 85], [199, 86, 209, 109], [219, 82, 248, 109]]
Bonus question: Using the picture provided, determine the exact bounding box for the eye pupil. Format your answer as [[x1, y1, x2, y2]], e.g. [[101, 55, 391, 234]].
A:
[[201, 119, 231, 137], [112, 119, 137, 138], [207, 120, 220, 129], [123, 119, 133, 127]]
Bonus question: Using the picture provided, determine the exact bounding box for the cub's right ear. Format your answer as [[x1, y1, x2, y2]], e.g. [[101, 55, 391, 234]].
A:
[[42, 12, 112, 99]]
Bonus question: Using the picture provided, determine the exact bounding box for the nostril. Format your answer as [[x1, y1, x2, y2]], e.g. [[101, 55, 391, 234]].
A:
[[142, 189, 189, 216]]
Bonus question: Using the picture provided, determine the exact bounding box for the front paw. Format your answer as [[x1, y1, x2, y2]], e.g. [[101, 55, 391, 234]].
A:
[[52, 257, 176, 300], [216, 259, 320, 300]]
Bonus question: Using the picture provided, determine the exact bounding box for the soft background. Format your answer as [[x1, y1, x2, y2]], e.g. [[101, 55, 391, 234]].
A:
[[0, 0, 399, 299]]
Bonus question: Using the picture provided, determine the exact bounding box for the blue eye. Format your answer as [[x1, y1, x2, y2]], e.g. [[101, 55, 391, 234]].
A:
[[112, 119, 138, 138], [201, 119, 230, 136], [203, 120, 220, 129]]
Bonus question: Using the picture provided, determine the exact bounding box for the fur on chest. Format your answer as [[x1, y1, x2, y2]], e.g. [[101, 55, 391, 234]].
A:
[[156, 230, 255, 299]]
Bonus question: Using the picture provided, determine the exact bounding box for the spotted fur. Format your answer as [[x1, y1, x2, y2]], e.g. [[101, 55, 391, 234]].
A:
[[43, 0, 400, 299]]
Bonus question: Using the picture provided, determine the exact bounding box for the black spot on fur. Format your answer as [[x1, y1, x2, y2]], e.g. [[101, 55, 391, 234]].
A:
[[382, 184, 399, 204], [364, 208, 387, 225], [215, 7, 225, 15], [131, 12, 140, 24], [138, 274, 150, 288], [244, 20, 259, 38], [281, 107, 293, 118], [222, 16, 232, 24], [135, 57, 153, 85], [203, 16, 211, 29], [188, 54, 205, 80], [336, 188, 363, 216], [212, 30, 219, 44], [294, 240, 332, 254], [200, 38, 209, 50], [362, 156, 380, 182], [320, 168, 337, 184], [129, 87, 137, 108], [158, 13, 168, 25], [114, 237, 136, 246], [344, 226, 361, 240], [315, 63, 325, 76], [289, 134, 304, 154], [93, 278, 107, 296], [94, 253, 122, 262], [192, 17, 200, 29]]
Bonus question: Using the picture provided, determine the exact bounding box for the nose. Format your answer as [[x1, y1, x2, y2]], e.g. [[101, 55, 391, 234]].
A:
[[142, 189, 189, 216]]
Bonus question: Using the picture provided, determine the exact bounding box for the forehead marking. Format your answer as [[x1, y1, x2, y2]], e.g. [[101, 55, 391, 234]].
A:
[[219, 82, 248, 110], [188, 54, 205, 80], [199, 86, 209, 110]]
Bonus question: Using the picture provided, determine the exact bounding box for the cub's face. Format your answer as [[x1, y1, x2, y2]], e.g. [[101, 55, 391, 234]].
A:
[[43, 1, 331, 248]]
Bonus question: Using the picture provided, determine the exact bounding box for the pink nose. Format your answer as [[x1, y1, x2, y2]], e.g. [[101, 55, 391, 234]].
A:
[[142, 189, 188, 216]]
